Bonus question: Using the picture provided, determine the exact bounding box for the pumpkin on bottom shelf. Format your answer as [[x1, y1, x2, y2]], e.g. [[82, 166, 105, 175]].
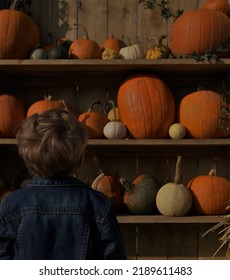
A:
[[120, 175, 159, 215], [92, 173, 124, 213], [156, 156, 192, 217], [187, 165, 230, 215]]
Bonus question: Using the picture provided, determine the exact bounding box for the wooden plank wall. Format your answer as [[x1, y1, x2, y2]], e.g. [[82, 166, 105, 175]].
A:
[[0, 0, 229, 259]]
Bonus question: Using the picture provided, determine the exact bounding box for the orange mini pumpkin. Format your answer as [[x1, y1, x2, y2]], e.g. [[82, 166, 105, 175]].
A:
[[102, 33, 121, 52], [0, 94, 25, 137], [69, 25, 102, 59], [78, 101, 108, 138], [27, 95, 73, 117]]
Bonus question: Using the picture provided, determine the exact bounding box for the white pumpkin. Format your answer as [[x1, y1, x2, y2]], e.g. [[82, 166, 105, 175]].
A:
[[119, 44, 145, 59], [103, 121, 127, 139], [169, 123, 186, 139], [156, 156, 192, 216]]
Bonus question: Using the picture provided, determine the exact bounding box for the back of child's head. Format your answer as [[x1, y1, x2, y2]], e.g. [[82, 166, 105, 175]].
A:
[[17, 108, 88, 178]]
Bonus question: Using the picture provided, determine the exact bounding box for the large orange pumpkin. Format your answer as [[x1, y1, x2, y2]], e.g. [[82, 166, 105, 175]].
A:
[[27, 95, 73, 117], [69, 25, 102, 59], [0, 94, 25, 137], [187, 168, 230, 215], [117, 74, 175, 139], [203, 0, 230, 16], [0, 2, 40, 59], [178, 90, 226, 139], [169, 8, 230, 57]]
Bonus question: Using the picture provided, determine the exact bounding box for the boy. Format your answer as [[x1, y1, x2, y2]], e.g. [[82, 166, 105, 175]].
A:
[[0, 108, 126, 260]]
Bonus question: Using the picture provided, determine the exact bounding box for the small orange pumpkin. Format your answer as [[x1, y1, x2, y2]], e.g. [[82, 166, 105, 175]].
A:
[[27, 95, 73, 117], [102, 33, 121, 52], [69, 25, 102, 59], [78, 101, 108, 138], [0, 94, 25, 137]]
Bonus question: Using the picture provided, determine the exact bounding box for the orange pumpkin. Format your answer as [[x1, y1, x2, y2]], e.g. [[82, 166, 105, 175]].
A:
[[69, 25, 102, 59], [78, 101, 108, 138], [117, 74, 175, 139], [0, 94, 25, 137], [27, 95, 73, 117], [203, 0, 230, 16], [0, 1, 40, 59], [92, 173, 124, 212], [178, 90, 226, 139], [169, 8, 230, 57], [187, 168, 230, 215], [102, 33, 121, 52]]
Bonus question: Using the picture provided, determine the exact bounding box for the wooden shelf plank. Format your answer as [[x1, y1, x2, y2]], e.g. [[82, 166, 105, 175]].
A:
[[1, 138, 230, 146], [116, 215, 225, 224], [0, 58, 229, 77]]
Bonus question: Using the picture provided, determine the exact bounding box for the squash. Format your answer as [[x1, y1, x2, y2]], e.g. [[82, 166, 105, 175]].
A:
[[120, 175, 159, 214], [203, 0, 230, 16], [187, 163, 230, 215], [0, 94, 25, 137], [27, 95, 73, 117], [146, 35, 171, 59], [103, 101, 127, 139], [30, 48, 48, 59], [47, 45, 69, 59], [102, 33, 121, 52], [119, 43, 145, 59], [169, 8, 230, 57], [168, 123, 186, 139], [156, 156, 193, 216], [102, 48, 122, 59], [78, 101, 108, 139], [117, 74, 175, 139], [69, 24, 102, 59], [107, 106, 121, 122], [91, 155, 124, 212], [0, 0, 40, 59], [178, 90, 226, 139]]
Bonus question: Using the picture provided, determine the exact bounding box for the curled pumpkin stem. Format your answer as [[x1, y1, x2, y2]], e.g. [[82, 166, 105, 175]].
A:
[[174, 155, 182, 184]]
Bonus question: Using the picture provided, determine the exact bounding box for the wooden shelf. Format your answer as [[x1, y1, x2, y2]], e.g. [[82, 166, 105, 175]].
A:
[[116, 215, 225, 224], [0, 58, 229, 76]]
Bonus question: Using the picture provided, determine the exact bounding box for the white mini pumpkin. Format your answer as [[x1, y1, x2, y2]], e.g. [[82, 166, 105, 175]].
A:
[[103, 121, 127, 139], [169, 123, 186, 139], [119, 44, 145, 59]]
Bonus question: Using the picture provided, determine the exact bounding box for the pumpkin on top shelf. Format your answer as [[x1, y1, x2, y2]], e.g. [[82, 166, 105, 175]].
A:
[[169, 7, 230, 58], [203, 0, 230, 16], [102, 33, 121, 53], [0, 0, 40, 59], [69, 24, 102, 59], [168, 123, 187, 139], [119, 35, 145, 59]]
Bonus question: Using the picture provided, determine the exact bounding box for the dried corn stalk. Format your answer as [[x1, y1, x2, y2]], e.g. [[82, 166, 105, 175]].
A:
[[202, 206, 230, 258]]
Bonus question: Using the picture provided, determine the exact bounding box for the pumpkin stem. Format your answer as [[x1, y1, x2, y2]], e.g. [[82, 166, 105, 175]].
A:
[[147, 34, 167, 46], [10, 0, 19, 10], [108, 100, 116, 122], [92, 154, 104, 175], [122, 34, 132, 46], [174, 155, 182, 184], [74, 23, 89, 40], [119, 177, 134, 191], [44, 95, 52, 101], [89, 101, 106, 115]]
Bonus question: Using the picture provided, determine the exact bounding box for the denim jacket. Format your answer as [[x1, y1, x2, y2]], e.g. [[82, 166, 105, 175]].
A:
[[0, 176, 126, 260]]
